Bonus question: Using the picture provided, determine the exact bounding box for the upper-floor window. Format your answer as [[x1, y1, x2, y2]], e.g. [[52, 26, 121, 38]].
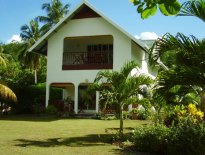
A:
[[87, 44, 113, 52]]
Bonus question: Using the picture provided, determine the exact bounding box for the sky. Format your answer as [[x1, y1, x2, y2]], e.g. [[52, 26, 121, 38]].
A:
[[0, 0, 205, 43]]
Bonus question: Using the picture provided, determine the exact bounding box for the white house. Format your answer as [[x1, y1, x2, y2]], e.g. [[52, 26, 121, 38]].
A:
[[29, 0, 151, 114]]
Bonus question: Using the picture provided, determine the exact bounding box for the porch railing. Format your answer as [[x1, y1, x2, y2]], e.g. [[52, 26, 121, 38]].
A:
[[62, 51, 113, 70]]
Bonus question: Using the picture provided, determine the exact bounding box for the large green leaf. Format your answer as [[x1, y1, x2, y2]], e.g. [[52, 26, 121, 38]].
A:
[[159, 3, 172, 16], [165, 1, 181, 15], [141, 5, 157, 19]]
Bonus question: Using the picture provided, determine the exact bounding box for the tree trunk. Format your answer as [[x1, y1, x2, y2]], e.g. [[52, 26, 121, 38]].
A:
[[34, 69, 37, 84], [119, 104, 124, 138], [200, 91, 205, 113]]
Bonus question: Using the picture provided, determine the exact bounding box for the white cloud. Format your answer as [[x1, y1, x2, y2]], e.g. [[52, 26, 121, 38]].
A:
[[7, 34, 22, 43], [135, 32, 159, 40]]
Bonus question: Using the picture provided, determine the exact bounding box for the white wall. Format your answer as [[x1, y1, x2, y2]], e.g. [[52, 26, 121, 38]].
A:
[[47, 17, 135, 86]]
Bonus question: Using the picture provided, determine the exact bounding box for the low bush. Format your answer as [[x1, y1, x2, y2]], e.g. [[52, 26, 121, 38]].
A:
[[45, 105, 57, 115], [131, 124, 205, 155], [132, 125, 170, 154], [168, 124, 205, 155]]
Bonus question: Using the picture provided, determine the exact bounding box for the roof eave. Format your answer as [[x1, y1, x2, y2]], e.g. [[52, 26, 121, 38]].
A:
[[29, 0, 147, 53]]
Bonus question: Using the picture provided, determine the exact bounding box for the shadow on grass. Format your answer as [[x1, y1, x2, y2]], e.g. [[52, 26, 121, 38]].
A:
[[15, 134, 115, 148], [0, 114, 59, 122]]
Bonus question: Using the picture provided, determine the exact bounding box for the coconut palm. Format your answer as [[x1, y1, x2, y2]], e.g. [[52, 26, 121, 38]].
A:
[[37, 0, 70, 34], [93, 61, 152, 137], [19, 19, 43, 84], [178, 0, 205, 22], [0, 46, 9, 68], [0, 46, 17, 102]]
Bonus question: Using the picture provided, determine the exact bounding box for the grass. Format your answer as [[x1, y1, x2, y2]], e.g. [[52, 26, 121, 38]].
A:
[[0, 115, 149, 155]]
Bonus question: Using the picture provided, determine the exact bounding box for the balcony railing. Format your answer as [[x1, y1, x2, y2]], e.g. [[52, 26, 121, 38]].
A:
[[62, 51, 113, 70]]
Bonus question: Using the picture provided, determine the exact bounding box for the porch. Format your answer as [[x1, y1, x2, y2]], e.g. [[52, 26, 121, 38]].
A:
[[62, 51, 113, 70], [63, 35, 113, 70], [48, 83, 100, 114]]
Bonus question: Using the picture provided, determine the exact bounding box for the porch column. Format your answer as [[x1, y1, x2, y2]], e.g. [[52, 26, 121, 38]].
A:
[[96, 91, 100, 113], [45, 83, 50, 107], [62, 89, 67, 100], [128, 104, 132, 112], [74, 84, 78, 114]]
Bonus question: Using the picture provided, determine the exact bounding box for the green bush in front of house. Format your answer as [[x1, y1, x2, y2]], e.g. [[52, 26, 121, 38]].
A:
[[132, 123, 205, 155], [13, 83, 62, 114], [131, 104, 205, 155], [132, 125, 170, 155]]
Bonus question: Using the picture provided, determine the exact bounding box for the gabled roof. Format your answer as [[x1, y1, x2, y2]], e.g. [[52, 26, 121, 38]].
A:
[[29, 0, 146, 55]]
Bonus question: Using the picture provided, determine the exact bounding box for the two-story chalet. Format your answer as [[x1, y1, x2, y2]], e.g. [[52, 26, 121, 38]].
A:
[[29, 0, 150, 114]]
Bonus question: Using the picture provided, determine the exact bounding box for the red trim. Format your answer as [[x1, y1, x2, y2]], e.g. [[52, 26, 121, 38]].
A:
[[62, 64, 113, 70], [72, 5, 101, 19]]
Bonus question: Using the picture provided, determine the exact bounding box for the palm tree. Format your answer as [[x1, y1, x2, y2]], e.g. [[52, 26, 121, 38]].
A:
[[37, 0, 70, 34], [0, 46, 17, 102], [149, 33, 205, 112], [0, 46, 9, 68], [19, 19, 43, 84], [178, 0, 205, 22], [93, 61, 152, 137]]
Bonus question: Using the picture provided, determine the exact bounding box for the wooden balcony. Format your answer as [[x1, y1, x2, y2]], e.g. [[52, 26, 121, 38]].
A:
[[62, 51, 113, 70]]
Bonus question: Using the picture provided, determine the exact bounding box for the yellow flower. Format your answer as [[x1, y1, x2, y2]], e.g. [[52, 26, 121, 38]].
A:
[[195, 111, 204, 120], [187, 103, 197, 115]]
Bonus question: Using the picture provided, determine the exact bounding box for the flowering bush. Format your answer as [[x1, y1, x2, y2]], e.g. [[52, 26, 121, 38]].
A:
[[130, 104, 205, 155], [165, 103, 204, 126]]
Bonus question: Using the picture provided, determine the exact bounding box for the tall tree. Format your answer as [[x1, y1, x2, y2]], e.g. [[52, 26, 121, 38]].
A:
[[92, 61, 152, 137], [19, 19, 43, 84], [37, 0, 70, 34]]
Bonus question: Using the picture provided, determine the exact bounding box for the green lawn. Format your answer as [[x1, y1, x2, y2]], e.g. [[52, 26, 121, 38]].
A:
[[0, 116, 148, 155]]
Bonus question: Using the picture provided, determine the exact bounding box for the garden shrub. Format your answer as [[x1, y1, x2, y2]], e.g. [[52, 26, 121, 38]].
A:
[[168, 124, 205, 155], [164, 103, 204, 126], [122, 110, 130, 119], [13, 83, 62, 114], [132, 124, 205, 155], [13, 83, 46, 114], [131, 105, 205, 155], [131, 107, 150, 120], [45, 105, 57, 115], [132, 125, 170, 154]]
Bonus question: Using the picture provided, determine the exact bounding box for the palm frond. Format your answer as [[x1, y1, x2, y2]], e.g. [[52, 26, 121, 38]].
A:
[[148, 33, 205, 69], [0, 84, 17, 102], [120, 60, 139, 78], [178, 0, 205, 22], [0, 46, 9, 68]]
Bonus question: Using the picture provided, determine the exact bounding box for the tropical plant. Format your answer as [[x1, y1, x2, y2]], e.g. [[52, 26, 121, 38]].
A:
[[19, 19, 43, 84], [0, 46, 9, 68], [178, 0, 205, 22], [0, 46, 17, 103], [92, 61, 152, 137], [37, 0, 70, 34], [149, 33, 205, 112], [130, 0, 181, 19], [0, 84, 17, 103]]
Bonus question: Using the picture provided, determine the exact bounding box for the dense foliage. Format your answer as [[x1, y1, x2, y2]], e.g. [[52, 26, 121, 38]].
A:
[[0, 0, 69, 114], [132, 123, 205, 155]]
